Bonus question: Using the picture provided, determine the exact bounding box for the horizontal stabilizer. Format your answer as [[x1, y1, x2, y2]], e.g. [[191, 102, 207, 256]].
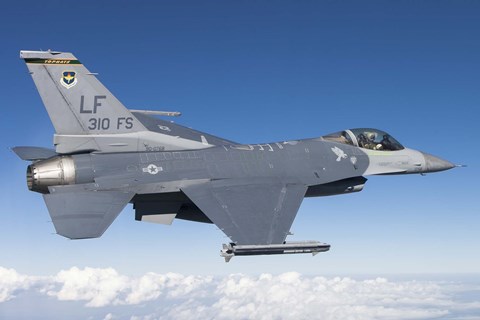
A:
[[43, 185, 133, 239], [12, 146, 57, 161]]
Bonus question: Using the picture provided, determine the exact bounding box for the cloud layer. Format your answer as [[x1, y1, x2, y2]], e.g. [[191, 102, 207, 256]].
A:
[[0, 267, 35, 303], [1, 266, 479, 320]]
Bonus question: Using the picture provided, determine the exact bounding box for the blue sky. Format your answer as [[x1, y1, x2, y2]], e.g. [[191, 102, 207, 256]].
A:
[[1, 1, 479, 318]]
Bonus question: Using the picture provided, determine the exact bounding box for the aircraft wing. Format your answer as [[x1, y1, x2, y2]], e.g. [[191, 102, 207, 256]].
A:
[[43, 185, 134, 239], [182, 179, 307, 245]]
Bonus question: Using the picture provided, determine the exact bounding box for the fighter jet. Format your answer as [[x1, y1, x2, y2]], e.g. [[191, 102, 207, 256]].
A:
[[13, 50, 457, 261]]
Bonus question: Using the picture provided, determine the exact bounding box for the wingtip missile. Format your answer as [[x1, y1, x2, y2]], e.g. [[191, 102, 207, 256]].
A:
[[220, 241, 330, 262]]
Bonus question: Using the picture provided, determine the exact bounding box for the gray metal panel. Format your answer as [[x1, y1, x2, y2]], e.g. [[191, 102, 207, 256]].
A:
[[12, 146, 57, 161], [132, 112, 236, 146], [43, 185, 133, 239], [182, 179, 307, 245], [20, 50, 146, 135], [134, 201, 182, 224]]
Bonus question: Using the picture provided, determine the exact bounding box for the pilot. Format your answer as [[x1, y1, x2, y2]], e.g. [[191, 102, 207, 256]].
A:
[[357, 133, 368, 148], [360, 131, 378, 150]]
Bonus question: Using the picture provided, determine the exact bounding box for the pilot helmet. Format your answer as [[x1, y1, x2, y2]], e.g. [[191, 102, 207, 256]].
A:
[[365, 132, 377, 140]]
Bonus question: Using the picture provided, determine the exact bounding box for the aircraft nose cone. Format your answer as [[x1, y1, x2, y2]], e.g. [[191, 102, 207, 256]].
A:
[[421, 152, 455, 173]]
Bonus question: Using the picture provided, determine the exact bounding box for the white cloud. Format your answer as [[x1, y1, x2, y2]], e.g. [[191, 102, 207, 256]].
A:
[[1, 266, 479, 320], [202, 274, 451, 320], [103, 313, 115, 320], [124, 272, 212, 304], [0, 266, 35, 302], [47, 266, 129, 307], [44, 267, 213, 308]]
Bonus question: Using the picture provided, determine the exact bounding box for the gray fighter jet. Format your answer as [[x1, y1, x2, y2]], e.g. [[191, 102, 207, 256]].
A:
[[13, 50, 458, 261]]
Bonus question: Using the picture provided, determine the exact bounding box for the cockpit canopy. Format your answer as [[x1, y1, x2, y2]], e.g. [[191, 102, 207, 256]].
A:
[[322, 128, 404, 151]]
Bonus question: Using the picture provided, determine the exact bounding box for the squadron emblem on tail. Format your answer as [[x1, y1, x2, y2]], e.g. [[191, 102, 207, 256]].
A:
[[60, 71, 77, 89]]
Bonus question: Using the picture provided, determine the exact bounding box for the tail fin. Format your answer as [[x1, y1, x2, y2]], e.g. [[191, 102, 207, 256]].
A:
[[20, 50, 222, 154], [20, 50, 145, 135]]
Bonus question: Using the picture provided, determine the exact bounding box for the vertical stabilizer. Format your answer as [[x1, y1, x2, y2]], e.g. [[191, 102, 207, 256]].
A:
[[20, 50, 145, 135], [20, 50, 220, 154]]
